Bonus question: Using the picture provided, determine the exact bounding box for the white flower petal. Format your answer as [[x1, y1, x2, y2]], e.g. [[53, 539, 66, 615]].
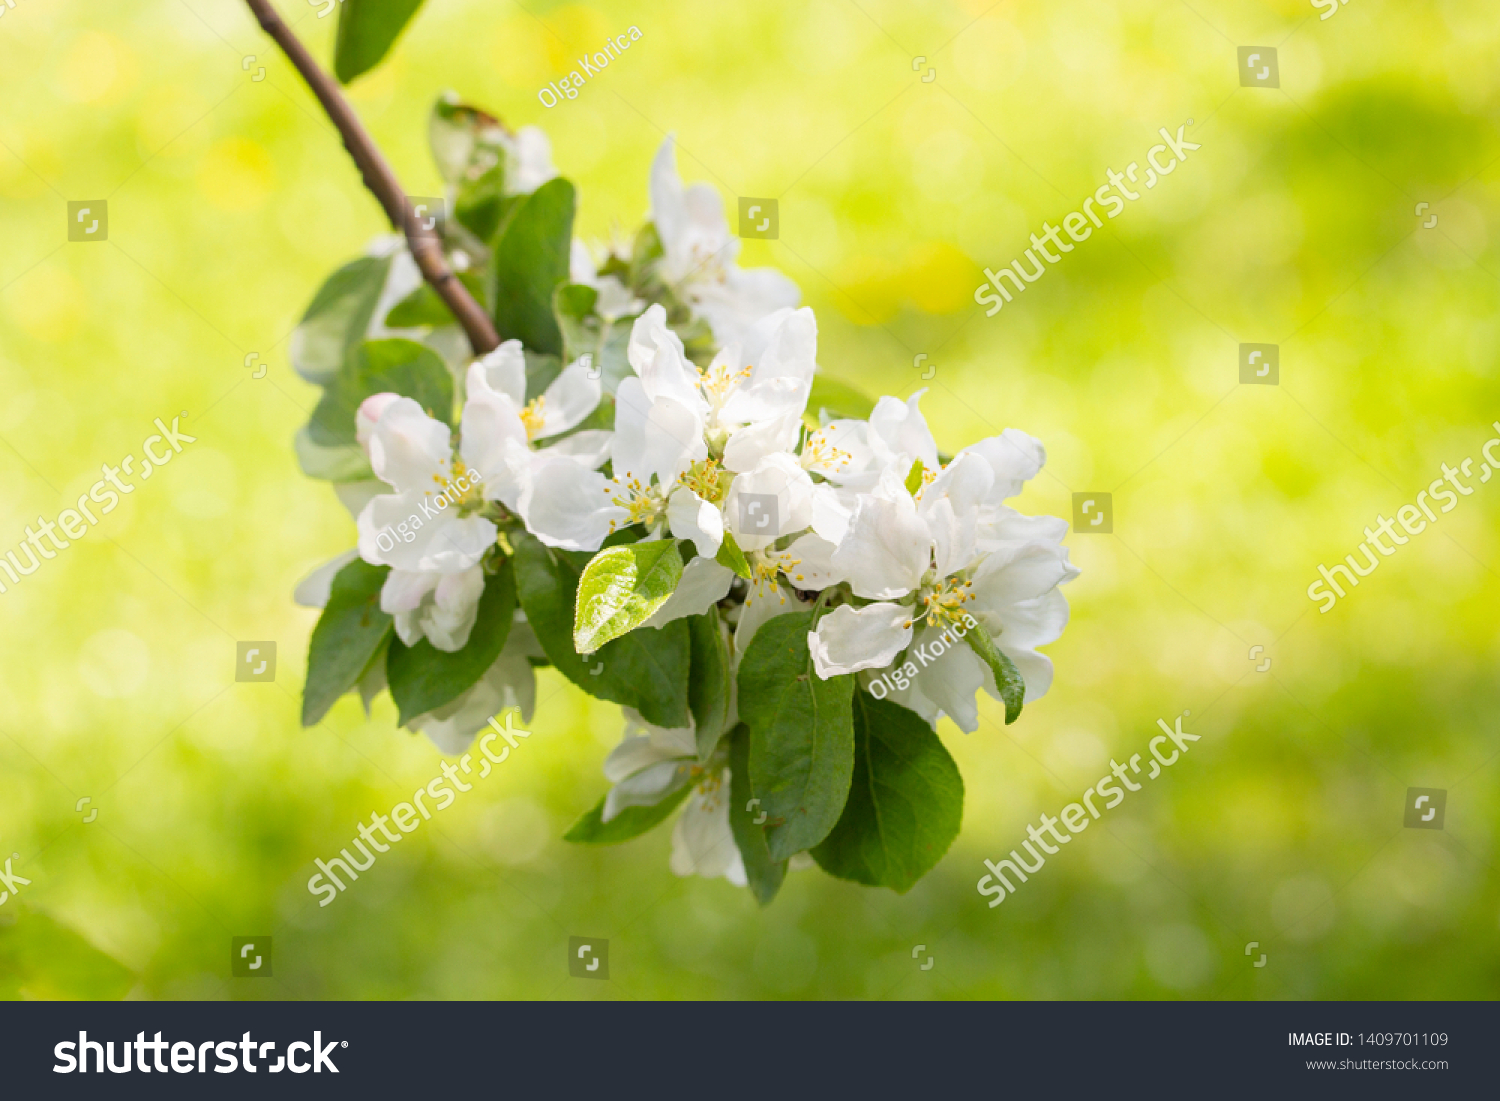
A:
[[721, 407, 803, 473], [724, 452, 815, 552], [421, 565, 488, 652], [537, 356, 603, 438], [666, 487, 723, 558], [474, 340, 529, 405], [612, 377, 706, 486], [520, 453, 620, 552], [546, 429, 613, 469], [960, 428, 1046, 503], [367, 398, 452, 492], [829, 489, 930, 600], [808, 603, 913, 678], [645, 556, 735, 628], [603, 759, 691, 822], [869, 390, 939, 471], [670, 775, 746, 884], [905, 624, 987, 733]]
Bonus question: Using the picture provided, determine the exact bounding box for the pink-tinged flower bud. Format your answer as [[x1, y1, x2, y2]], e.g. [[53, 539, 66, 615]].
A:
[[356, 393, 402, 456]]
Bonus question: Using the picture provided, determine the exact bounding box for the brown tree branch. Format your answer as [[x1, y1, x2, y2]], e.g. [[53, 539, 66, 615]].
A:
[[244, 0, 499, 355]]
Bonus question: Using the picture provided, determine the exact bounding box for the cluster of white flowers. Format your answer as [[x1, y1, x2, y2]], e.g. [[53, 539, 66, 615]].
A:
[[295, 127, 1075, 887]]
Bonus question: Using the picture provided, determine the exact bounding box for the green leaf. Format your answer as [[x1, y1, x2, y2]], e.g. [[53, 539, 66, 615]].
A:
[[563, 782, 691, 844], [294, 425, 372, 483], [574, 540, 683, 654], [512, 533, 690, 727], [738, 611, 856, 861], [290, 255, 392, 385], [555, 282, 634, 393], [334, 0, 426, 84], [386, 560, 516, 725], [964, 619, 1026, 724], [715, 529, 752, 580], [487, 177, 576, 355], [904, 459, 926, 496], [806, 373, 876, 422], [303, 559, 393, 726], [308, 338, 454, 447], [728, 723, 787, 905], [688, 612, 732, 761], [811, 692, 964, 892]]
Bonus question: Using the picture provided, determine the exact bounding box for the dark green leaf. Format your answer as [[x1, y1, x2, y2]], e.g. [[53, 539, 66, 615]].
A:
[[303, 559, 393, 726], [965, 620, 1025, 724], [739, 611, 856, 861], [811, 692, 964, 892], [716, 530, 752, 580], [386, 560, 516, 725], [574, 540, 683, 654], [308, 338, 454, 447], [728, 723, 786, 905], [806, 373, 876, 421], [334, 0, 426, 84], [688, 612, 732, 761], [512, 533, 690, 727], [290, 255, 391, 384], [563, 782, 691, 844], [487, 177, 575, 356]]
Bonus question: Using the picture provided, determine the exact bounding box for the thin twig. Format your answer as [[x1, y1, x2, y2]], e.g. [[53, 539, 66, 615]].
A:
[[243, 0, 499, 355]]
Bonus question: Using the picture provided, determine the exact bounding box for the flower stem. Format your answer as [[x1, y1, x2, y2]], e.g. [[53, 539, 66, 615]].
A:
[[242, 0, 499, 355]]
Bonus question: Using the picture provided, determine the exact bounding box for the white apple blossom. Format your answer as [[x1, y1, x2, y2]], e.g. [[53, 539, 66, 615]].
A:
[[354, 396, 500, 652], [599, 714, 745, 886], [649, 137, 800, 347], [520, 303, 817, 555], [806, 440, 1077, 731]]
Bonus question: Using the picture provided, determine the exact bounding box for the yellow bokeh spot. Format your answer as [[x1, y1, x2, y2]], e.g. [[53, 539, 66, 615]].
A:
[[196, 138, 276, 212], [905, 242, 975, 314], [55, 32, 126, 103], [5, 267, 82, 343]]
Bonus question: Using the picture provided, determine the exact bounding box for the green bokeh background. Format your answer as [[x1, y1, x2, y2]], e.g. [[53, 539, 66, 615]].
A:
[[2, 0, 1497, 1000]]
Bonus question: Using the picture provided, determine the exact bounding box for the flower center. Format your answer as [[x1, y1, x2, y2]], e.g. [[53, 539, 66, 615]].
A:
[[801, 429, 853, 474], [519, 396, 547, 441], [918, 573, 975, 628], [605, 475, 665, 532], [677, 458, 730, 504], [697, 361, 754, 412], [432, 458, 485, 513]]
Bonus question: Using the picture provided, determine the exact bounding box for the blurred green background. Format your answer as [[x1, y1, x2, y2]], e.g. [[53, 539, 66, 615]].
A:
[[1, 0, 1497, 1000]]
